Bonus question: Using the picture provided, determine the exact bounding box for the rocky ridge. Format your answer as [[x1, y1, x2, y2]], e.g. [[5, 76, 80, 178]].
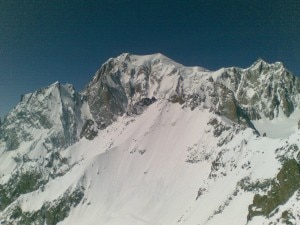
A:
[[82, 53, 300, 130], [2, 53, 299, 146]]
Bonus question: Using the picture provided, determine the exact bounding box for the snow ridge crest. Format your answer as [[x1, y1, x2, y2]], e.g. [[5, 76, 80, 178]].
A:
[[1, 53, 299, 147]]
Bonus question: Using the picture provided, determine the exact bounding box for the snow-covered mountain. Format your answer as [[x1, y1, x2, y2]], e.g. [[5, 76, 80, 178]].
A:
[[0, 53, 300, 225]]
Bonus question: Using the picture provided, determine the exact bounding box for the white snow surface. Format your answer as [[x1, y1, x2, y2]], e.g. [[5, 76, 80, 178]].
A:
[[252, 108, 300, 139], [1, 100, 298, 224]]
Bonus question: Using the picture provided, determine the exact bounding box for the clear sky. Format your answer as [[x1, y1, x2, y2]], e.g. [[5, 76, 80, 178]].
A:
[[0, 0, 300, 117]]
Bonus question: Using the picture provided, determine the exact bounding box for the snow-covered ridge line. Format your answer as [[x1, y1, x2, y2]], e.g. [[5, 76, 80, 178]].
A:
[[1, 53, 299, 149], [82, 53, 300, 131]]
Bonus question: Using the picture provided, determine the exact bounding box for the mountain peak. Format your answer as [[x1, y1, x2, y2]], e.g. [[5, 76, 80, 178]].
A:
[[114, 52, 179, 66], [1, 80, 86, 151], [249, 58, 270, 69], [248, 58, 287, 72], [116, 52, 132, 61], [255, 58, 268, 64], [52, 81, 60, 86]]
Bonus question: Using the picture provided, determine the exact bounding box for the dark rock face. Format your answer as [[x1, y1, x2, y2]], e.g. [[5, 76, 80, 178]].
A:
[[247, 159, 300, 221], [215, 62, 298, 122], [234, 60, 299, 120], [0, 171, 45, 211], [202, 60, 300, 125], [81, 54, 179, 128], [129, 97, 157, 115], [80, 119, 98, 140], [82, 59, 128, 129], [7, 187, 84, 225]]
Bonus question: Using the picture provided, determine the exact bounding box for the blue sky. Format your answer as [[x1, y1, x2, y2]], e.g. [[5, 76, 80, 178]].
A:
[[0, 0, 300, 117]]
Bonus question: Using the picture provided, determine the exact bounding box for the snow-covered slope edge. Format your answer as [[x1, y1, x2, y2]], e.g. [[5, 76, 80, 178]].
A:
[[0, 53, 300, 225]]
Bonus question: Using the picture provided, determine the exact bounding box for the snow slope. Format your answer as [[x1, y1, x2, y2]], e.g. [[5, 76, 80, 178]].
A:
[[0, 53, 300, 225], [1, 100, 297, 225]]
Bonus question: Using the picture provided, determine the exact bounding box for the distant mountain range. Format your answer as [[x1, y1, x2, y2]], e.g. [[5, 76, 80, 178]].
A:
[[0, 53, 300, 225]]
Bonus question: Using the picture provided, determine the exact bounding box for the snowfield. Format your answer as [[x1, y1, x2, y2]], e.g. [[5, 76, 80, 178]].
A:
[[4, 101, 296, 225], [0, 53, 300, 225]]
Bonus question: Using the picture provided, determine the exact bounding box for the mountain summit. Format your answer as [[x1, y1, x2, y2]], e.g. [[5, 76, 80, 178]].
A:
[[82, 53, 300, 131], [0, 53, 300, 225]]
